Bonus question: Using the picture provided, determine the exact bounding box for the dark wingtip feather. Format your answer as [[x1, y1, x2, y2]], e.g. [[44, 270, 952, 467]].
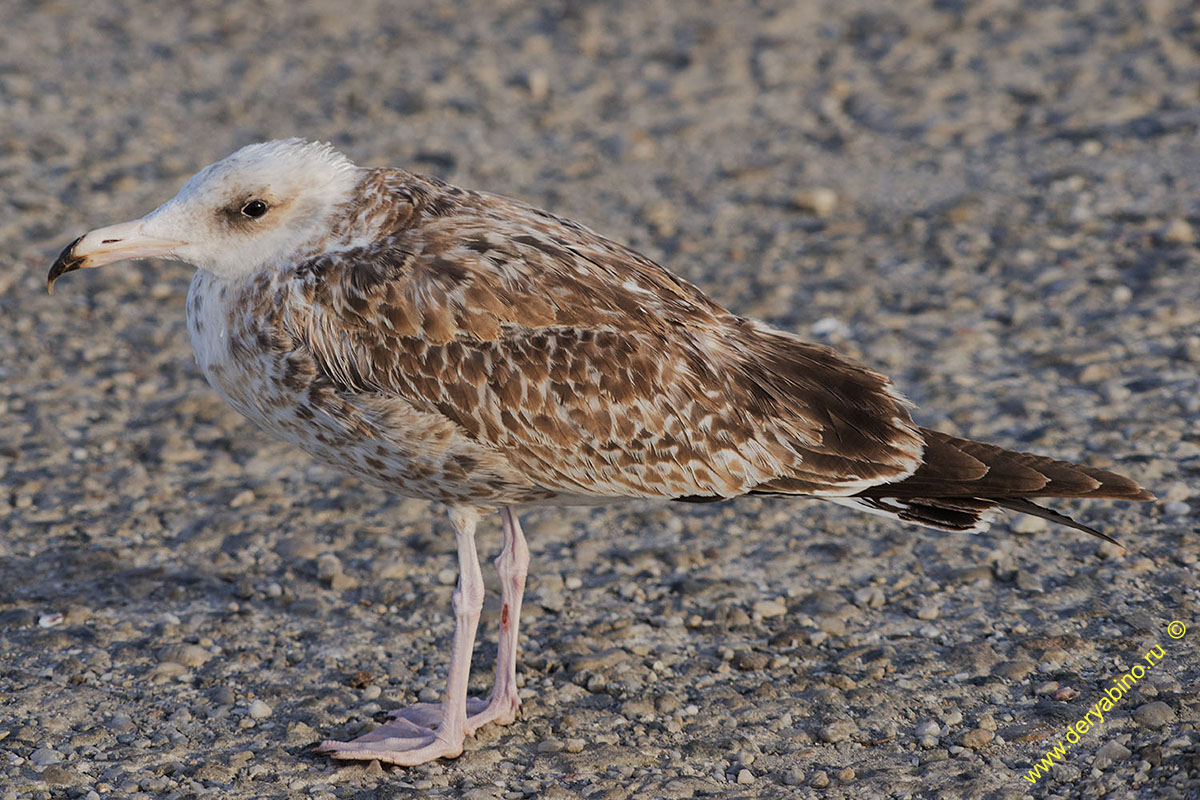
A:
[[991, 498, 1123, 547]]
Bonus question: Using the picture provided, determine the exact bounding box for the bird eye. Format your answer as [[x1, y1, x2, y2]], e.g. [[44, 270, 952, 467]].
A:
[[241, 200, 269, 219]]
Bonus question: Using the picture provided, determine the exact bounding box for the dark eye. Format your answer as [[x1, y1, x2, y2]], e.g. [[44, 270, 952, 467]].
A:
[[241, 200, 268, 219]]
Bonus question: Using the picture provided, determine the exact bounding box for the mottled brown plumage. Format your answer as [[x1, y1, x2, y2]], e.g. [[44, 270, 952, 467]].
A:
[[48, 140, 1152, 766], [264, 167, 927, 507], [200, 163, 1146, 531]]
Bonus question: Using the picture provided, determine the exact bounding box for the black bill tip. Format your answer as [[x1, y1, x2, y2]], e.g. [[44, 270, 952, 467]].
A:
[[47, 235, 87, 295]]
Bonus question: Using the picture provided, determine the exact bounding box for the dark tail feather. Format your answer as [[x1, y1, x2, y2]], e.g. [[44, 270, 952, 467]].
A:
[[989, 498, 1122, 546], [866, 429, 1154, 501], [848, 428, 1152, 540]]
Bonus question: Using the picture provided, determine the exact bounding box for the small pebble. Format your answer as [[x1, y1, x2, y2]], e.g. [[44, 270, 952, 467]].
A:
[[915, 604, 940, 621], [316, 554, 343, 583], [1015, 571, 1044, 592], [916, 720, 941, 738], [210, 685, 236, 706], [961, 729, 993, 749], [40, 765, 73, 785], [818, 720, 858, 743], [733, 650, 769, 671], [996, 660, 1036, 681], [247, 700, 272, 720], [160, 643, 210, 668], [752, 598, 786, 618], [793, 187, 838, 216], [1096, 740, 1133, 763], [108, 712, 135, 732], [853, 586, 885, 607], [329, 572, 359, 590], [1163, 501, 1190, 517], [1133, 701, 1175, 729], [1163, 218, 1197, 244], [1012, 515, 1048, 534], [29, 747, 61, 766]]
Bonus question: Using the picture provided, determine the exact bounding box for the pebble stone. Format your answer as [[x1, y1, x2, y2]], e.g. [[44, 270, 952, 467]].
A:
[[40, 765, 73, 785], [818, 720, 859, 744], [247, 700, 273, 720], [1096, 740, 1134, 764], [29, 747, 61, 766], [1133, 701, 1176, 729], [961, 729, 994, 749]]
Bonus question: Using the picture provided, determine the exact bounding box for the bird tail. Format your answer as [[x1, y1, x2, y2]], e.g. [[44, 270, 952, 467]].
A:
[[839, 428, 1153, 543]]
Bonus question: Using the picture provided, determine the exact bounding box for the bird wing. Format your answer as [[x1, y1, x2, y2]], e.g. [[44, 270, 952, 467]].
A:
[[279, 170, 924, 500]]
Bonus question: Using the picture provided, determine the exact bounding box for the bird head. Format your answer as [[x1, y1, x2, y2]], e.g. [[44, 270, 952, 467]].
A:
[[47, 139, 361, 292]]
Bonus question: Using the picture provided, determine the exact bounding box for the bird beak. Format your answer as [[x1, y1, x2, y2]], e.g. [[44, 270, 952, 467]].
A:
[[47, 219, 186, 294]]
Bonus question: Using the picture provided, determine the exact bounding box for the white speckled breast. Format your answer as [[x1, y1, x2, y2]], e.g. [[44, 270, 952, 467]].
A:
[[184, 268, 545, 506]]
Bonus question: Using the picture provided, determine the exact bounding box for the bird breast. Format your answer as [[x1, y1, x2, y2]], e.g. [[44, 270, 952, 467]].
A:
[[186, 269, 240, 401], [185, 269, 323, 445], [182, 268, 546, 506]]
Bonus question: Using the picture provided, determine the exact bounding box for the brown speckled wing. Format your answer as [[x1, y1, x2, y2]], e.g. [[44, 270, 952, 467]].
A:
[[281, 169, 925, 501]]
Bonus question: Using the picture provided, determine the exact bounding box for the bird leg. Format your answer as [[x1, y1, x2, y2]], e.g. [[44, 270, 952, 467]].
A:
[[376, 507, 529, 738], [465, 506, 528, 732], [319, 505, 485, 765]]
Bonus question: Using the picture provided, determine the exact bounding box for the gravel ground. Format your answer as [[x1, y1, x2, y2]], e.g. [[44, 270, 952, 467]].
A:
[[3, 1, 1200, 798]]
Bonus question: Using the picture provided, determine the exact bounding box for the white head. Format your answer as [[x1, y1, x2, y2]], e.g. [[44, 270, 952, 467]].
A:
[[48, 139, 362, 291]]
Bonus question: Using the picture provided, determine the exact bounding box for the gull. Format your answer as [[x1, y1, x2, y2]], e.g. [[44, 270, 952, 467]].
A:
[[48, 139, 1152, 765]]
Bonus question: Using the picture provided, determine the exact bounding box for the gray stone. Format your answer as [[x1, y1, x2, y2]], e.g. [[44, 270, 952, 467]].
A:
[[1095, 740, 1133, 765], [29, 747, 61, 766], [915, 720, 941, 738], [107, 712, 134, 732], [1133, 701, 1175, 729], [961, 728, 994, 749], [818, 719, 858, 743], [247, 700, 272, 720], [40, 765, 73, 785], [159, 643, 210, 668], [733, 650, 769, 671]]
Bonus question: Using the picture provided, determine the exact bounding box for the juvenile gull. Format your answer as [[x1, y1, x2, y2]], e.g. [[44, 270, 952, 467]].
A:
[[48, 139, 1153, 766]]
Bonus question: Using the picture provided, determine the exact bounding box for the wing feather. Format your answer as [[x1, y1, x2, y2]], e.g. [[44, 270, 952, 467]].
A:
[[282, 169, 925, 500]]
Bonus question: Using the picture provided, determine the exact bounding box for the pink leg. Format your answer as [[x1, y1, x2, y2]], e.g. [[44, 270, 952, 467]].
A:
[[381, 507, 529, 735], [465, 506, 528, 733], [318, 505, 485, 765]]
